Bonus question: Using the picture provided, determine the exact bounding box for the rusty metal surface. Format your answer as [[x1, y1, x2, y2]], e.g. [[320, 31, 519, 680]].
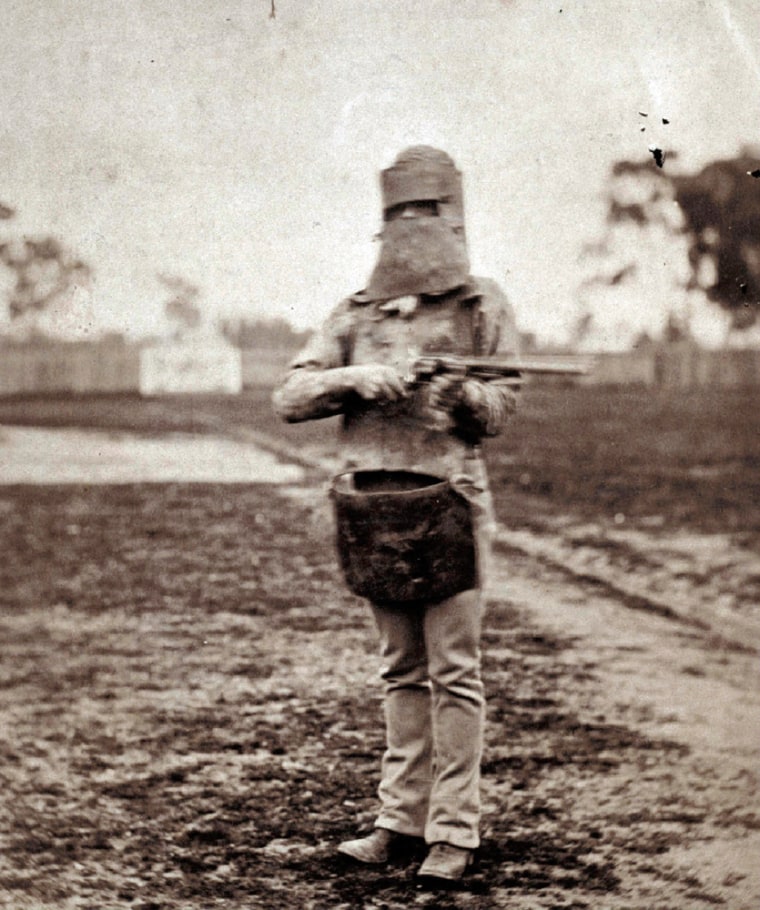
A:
[[331, 469, 476, 603]]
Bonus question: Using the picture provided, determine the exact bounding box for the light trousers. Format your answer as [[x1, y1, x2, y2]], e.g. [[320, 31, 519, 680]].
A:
[[370, 587, 484, 849]]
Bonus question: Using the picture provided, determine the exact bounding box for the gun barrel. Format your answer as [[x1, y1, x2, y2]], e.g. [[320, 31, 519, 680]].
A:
[[492, 355, 592, 375], [419, 353, 593, 377]]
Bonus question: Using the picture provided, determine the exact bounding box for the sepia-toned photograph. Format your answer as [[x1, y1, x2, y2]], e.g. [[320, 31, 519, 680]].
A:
[[1, 1, 758, 907]]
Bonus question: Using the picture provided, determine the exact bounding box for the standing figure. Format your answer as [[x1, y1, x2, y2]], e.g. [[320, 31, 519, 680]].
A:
[[272, 146, 520, 883]]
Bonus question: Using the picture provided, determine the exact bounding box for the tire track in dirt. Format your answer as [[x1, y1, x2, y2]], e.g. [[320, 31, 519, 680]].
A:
[[486, 549, 760, 909], [493, 526, 760, 653]]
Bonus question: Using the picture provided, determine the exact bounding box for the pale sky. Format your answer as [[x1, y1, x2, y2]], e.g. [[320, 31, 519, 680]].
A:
[[1, 0, 758, 348]]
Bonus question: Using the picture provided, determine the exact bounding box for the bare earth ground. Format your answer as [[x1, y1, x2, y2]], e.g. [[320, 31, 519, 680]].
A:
[[1, 388, 758, 909]]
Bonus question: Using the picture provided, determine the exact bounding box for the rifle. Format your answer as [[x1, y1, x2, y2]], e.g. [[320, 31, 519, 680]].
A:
[[406, 353, 593, 388]]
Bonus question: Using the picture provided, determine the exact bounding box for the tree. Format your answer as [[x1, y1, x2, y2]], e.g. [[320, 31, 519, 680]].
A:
[[158, 273, 202, 336], [601, 147, 760, 333], [0, 235, 91, 323]]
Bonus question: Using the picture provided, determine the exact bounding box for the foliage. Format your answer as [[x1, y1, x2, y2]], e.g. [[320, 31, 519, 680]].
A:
[[0, 235, 91, 320], [605, 147, 760, 330], [158, 273, 202, 334]]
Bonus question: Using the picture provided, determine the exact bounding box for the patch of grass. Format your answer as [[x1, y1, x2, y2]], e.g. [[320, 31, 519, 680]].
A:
[[483, 385, 760, 545], [2, 385, 757, 544]]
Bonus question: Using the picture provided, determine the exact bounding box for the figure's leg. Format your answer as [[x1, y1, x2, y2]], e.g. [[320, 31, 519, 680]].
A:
[[422, 587, 484, 850], [370, 603, 433, 838]]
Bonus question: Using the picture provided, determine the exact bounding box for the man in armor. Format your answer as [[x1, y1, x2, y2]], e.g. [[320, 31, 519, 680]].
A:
[[272, 146, 520, 882]]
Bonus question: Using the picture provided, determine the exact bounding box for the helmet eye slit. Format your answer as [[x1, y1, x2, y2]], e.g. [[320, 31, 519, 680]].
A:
[[385, 200, 440, 221]]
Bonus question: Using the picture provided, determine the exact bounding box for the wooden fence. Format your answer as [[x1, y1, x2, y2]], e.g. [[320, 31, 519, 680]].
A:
[[0, 339, 141, 395], [1, 340, 759, 394], [586, 346, 760, 388]]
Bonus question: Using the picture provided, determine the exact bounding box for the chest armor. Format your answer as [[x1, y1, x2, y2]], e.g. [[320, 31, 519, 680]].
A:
[[349, 293, 478, 376]]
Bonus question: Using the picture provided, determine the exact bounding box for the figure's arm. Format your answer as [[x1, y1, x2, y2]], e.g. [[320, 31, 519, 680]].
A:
[[428, 278, 521, 439], [271, 301, 406, 423], [273, 364, 407, 423], [451, 376, 520, 438]]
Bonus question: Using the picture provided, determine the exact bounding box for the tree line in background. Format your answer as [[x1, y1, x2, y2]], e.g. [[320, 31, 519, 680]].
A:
[[218, 315, 310, 351], [2, 146, 759, 345], [582, 145, 760, 343], [0, 202, 309, 349], [143, 274, 311, 350], [0, 203, 91, 324]]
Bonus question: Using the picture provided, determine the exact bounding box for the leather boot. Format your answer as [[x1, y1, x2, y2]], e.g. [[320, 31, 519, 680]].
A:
[[417, 843, 474, 882], [337, 827, 407, 864]]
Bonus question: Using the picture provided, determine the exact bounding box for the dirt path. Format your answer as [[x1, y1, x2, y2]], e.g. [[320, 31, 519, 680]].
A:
[[1, 471, 758, 909], [486, 547, 760, 909]]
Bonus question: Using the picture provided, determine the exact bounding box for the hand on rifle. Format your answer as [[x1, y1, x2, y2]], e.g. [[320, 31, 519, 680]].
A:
[[346, 364, 408, 402], [424, 372, 485, 431], [428, 370, 488, 409]]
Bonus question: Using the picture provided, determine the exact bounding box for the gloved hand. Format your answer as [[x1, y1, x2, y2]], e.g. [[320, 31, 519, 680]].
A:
[[344, 364, 408, 402], [272, 362, 409, 422], [427, 374, 479, 414], [426, 376, 510, 437], [424, 373, 465, 431]]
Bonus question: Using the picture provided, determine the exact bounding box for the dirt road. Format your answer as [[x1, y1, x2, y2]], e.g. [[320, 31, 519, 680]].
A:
[[1, 433, 758, 909], [484, 543, 760, 909]]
